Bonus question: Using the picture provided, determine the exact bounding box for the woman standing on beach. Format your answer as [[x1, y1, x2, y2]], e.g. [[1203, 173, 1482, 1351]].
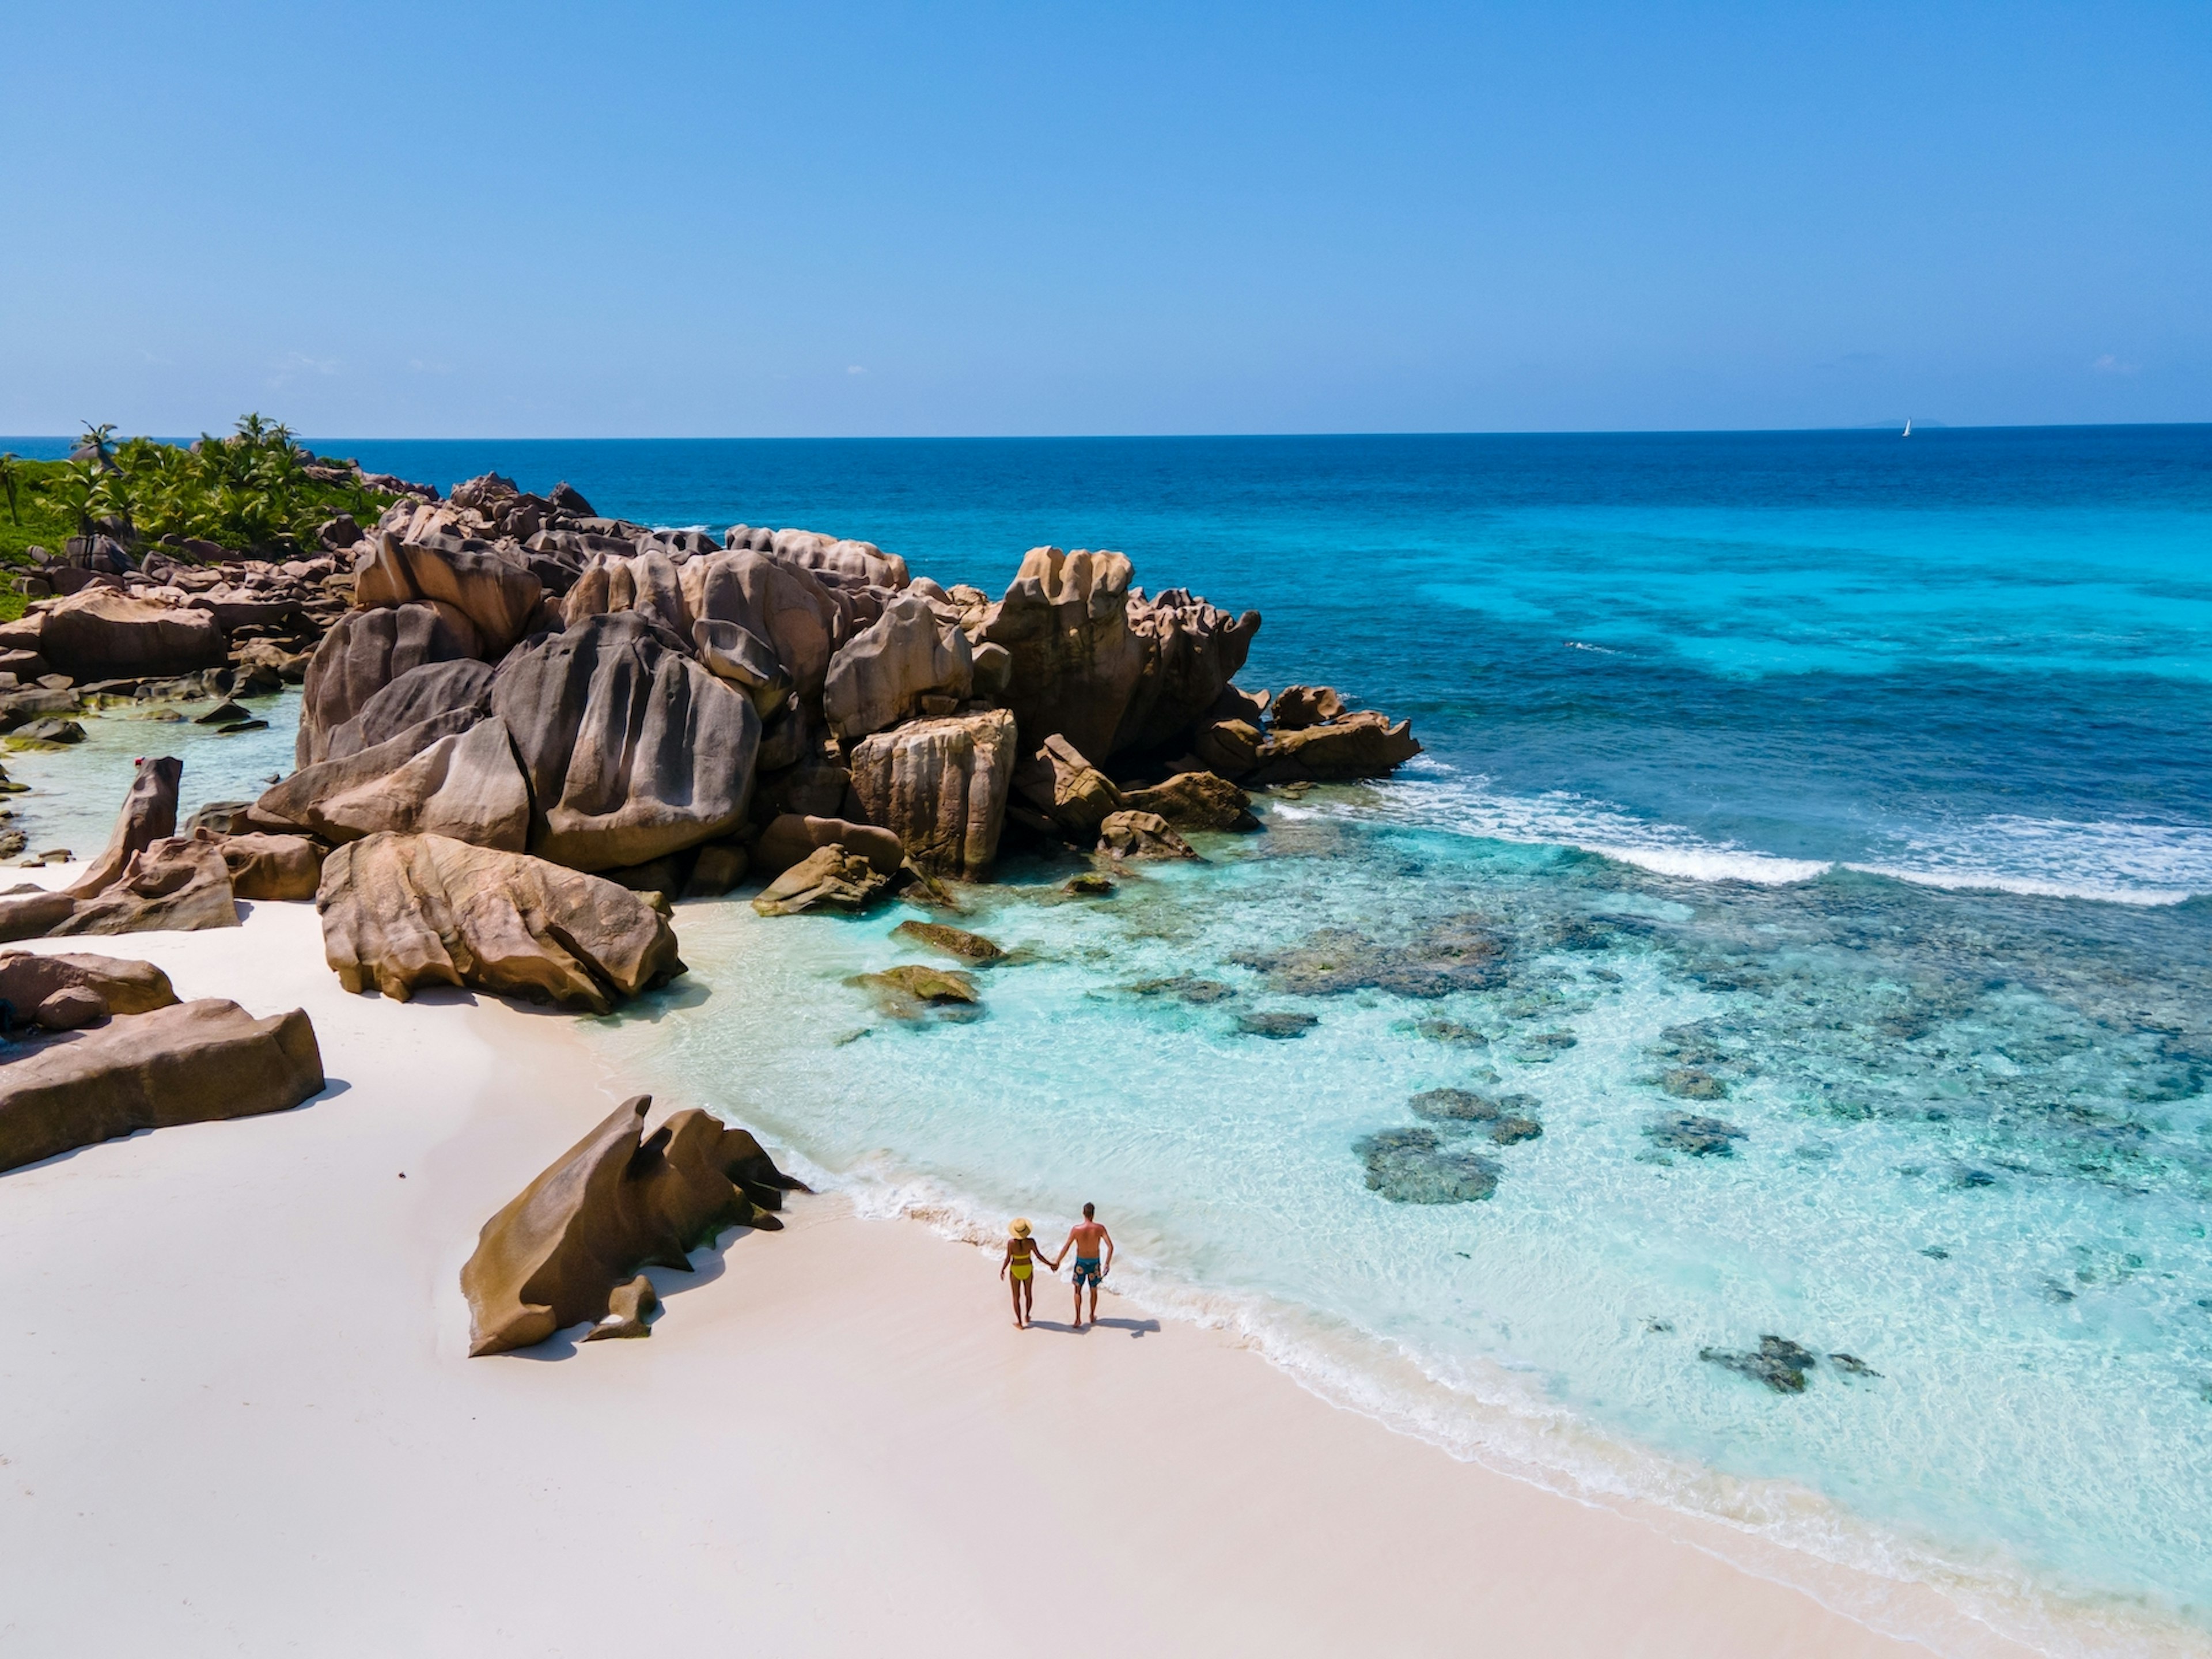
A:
[[999, 1219, 1051, 1328]]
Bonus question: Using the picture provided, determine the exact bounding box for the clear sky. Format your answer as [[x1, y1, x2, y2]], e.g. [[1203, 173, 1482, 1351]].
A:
[[4, 2, 2206, 438]]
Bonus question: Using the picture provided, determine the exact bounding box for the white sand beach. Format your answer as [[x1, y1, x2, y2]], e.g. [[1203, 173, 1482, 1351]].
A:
[[0, 895, 2063, 1657]]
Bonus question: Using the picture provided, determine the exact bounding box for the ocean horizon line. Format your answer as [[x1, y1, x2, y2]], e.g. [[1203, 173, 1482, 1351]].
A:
[[5, 419, 2210, 450]]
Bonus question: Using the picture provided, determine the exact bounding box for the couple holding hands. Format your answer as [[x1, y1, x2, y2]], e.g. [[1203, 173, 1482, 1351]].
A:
[[999, 1203, 1114, 1329]]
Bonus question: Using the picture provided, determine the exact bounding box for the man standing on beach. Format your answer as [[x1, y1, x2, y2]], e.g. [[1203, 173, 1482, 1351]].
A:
[[1056, 1203, 1113, 1330]]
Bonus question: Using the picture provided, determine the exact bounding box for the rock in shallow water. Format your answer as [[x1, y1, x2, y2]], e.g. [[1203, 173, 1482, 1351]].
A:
[[1355, 1127, 1502, 1203], [1700, 1335, 1819, 1393], [1646, 1112, 1746, 1157], [848, 964, 983, 1020], [751, 845, 891, 916], [893, 920, 1005, 963], [1236, 1010, 1317, 1038]]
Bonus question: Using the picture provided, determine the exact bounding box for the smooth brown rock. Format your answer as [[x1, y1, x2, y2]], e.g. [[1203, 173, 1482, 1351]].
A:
[[0, 890, 81, 944], [322, 658, 495, 762], [33, 986, 107, 1030], [1190, 717, 1264, 780], [848, 709, 1017, 877], [492, 613, 759, 873], [754, 814, 904, 878], [892, 919, 1005, 963], [849, 963, 980, 1014], [0, 950, 177, 1018], [581, 1274, 658, 1341], [1250, 710, 1422, 782], [256, 709, 523, 849], [317, 832, 684, 1013], [690, 618, 790, 717], [66, 756, 181, 897], [0, 998, 324, 1175], [768, 530, 910, 590], [822, 594, 973, 740], [354, 531, 544, 658], [679, 550, 847, 700], [52, 832, 241, 937], [218, 834, 327, 901], [1012, 733, 1127, 839], [1270, 684, 1347, 730], [37, 588, 228, 681], [285, 718, 529, 851], [1112, 588, 1262, 753], [297, 604, 475, 767], [1097, 810, 1198, 861], [980, 547, 1146, 763], [460, 1094, 801, 1356], [681, 842, 750, 899], [749, 845, 890, 916], [1123, 770, 1259, 831]]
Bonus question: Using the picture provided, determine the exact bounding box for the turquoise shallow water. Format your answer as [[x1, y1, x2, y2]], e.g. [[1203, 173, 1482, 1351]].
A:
[[14, 427, 2207, 1649]]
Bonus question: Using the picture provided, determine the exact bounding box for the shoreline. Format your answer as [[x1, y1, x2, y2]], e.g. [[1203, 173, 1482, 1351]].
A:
[[0, 893, 2176, 1657]]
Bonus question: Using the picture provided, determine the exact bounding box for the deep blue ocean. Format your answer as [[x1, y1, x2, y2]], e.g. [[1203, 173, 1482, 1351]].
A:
[[13, 427, 2209, 1652]]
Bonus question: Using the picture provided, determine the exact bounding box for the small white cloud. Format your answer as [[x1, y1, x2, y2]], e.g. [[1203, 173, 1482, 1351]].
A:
[[408, 358, 453, 376], [2090, 353, 2139, 376], [847, 365, 868, 376]]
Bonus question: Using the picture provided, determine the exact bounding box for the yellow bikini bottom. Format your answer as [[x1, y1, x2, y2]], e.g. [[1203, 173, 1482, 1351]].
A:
[[1009, 1260, 1033, 1281]]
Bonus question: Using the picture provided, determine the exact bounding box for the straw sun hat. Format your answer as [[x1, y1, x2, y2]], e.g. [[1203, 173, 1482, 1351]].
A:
[[1009, 1218, 1033, 1238]]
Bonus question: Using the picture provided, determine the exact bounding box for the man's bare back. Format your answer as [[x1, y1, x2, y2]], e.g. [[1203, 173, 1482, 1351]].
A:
[[1059, 1203, 1113, 1329]]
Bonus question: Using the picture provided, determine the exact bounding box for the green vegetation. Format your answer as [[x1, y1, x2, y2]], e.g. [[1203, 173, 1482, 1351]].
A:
[[0, 415, 401, 571]]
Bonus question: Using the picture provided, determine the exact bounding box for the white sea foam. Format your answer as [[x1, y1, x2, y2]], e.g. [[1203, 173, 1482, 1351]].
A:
[[754, 1139, 2199, 1659], [1344, 774, 2211, 905], [1849, 815, 2212, 908]]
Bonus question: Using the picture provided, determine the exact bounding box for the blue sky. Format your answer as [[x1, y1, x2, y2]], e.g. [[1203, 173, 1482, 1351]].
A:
[[4, 2, 2206, 437]]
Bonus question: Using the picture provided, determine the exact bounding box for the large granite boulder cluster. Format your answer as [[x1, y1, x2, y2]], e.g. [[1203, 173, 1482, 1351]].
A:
[[236, 475, 1420, 920]]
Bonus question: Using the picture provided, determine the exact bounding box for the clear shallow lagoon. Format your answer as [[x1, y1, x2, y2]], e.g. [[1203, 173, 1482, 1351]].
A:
[[17, 428, 2208, 1650]]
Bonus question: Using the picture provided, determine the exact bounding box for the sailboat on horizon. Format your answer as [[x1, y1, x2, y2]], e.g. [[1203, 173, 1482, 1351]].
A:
[[1903, 417, 1912, 437]]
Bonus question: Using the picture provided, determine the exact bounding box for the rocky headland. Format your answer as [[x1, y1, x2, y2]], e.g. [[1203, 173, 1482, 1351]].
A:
[[0, 463, 1422, 1349]]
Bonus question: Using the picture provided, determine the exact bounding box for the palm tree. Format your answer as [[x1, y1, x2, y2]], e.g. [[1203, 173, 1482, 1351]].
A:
[[74, 423, 119, 470], [0, 453, 21, 527], [48, 461, 100, 540]]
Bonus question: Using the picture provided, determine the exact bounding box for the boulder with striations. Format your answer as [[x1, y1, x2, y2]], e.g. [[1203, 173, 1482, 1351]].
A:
[[256, 714, 530, 851], [320, 658, 495, 763], [679, 550, 848, 702], [317, 831, 684, 1012], [980, 547, 1147, 763], [822, 593, 973, 740], [492, 612, 759, 872], [0, 998, 324, 1175], [461, 1093, 805, 1355], [849, 708, 1017, 877], [1111, 587, 1262, 755], [296, 604, 476, 767], [353, 531, 545, 659]]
